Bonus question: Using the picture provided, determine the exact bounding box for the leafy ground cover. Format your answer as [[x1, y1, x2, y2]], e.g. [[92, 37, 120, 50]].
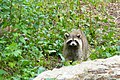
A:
[[0, 0, 120, 80]]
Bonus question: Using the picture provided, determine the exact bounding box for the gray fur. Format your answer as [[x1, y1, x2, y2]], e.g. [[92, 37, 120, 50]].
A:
[[63, 29, 89, 61]]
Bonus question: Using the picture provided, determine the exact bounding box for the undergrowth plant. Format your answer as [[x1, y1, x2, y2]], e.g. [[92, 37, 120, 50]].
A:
[[0, 0, 119, 79]]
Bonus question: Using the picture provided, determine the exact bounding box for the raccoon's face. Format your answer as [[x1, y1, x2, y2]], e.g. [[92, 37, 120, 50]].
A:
[[64, 32, 82, 48]]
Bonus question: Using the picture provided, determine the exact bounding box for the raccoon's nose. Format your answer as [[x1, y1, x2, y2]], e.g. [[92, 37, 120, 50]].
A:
[[70, 41, 77, 46]]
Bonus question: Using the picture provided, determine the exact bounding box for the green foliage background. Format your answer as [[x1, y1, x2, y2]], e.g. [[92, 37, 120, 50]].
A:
[[0, 0, 120, 79]]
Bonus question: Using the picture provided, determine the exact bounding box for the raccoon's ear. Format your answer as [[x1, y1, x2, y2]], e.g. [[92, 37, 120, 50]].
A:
[[64, 33, 70, 39], [77, 34, 81, 38]]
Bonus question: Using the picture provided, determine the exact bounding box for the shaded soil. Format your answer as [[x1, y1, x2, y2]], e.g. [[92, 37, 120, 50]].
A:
[[107, 2, 120, 27]]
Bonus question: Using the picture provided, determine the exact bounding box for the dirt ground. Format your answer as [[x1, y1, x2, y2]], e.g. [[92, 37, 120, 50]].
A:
[[107, 2, 120, 27]]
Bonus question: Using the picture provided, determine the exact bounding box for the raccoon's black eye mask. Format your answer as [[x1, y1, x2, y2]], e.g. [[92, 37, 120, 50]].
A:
[[66, 39, 79, 45]]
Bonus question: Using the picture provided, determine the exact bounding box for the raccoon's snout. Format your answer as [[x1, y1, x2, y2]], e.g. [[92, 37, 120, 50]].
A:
[[70, 41, 77, 46]]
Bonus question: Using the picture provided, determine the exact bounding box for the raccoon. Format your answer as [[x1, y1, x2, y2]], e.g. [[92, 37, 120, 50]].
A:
[[63, 29, 89, 61]]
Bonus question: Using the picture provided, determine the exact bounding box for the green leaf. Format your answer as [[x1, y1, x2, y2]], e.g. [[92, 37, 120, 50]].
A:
[[48, 50, 56, 54], [19, 37, 26, 44], [37, 67, 46, 74], [117, 46, 120, 51], [106, 52, 112, 58], [5, 42, 18, 52], [0, 41, 6, 44], [45, 78, 56, 80], [58, 53, 65, 62], [0, 69, 7, 75], [12, 50, 22, 57], [20, 60, 30, 67], [8, 62, 15, 68]]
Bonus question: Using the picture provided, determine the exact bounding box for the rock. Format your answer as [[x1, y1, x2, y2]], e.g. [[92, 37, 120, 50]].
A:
[[34, 55, 120, 80]]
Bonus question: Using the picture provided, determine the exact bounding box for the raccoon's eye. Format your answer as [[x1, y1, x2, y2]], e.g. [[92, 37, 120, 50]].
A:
[[77, 34, 81, 38], [64, 33, 70, 39]]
